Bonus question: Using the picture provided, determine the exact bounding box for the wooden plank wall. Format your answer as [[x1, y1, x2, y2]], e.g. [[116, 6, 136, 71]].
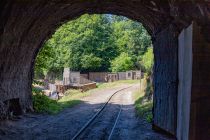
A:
[[189, 23, 210, 140], [177, 23, 193, 140], [153, 25, 178, 136]]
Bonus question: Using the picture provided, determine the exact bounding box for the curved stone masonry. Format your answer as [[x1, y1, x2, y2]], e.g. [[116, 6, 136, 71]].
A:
[[0, 1, 209, 139]]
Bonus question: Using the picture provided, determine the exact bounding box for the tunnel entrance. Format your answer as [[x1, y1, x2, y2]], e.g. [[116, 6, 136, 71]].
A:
[[0, 1, 210, 139], [32, 13, 154, 123]]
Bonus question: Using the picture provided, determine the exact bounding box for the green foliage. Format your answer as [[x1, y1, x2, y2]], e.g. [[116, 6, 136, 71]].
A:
[[81, 54, 102, 71], [111, 52, 134, 72], [144, 74, 153, 98], [33, 80, 44, 86], [133, 75, 153, 123], [46, 14, 117, 73], [111, 16, 152, 68], [32, 80, 140, 114], [32, 93, 62, 114], [140, 47, 154, 73], [32, 88, 90, 114], [34, 44, 54, 78], [32, 87, 43, 94], [35, 14, 152, 79], [96, 79, 139, 90], [134, 88, 153, 123]]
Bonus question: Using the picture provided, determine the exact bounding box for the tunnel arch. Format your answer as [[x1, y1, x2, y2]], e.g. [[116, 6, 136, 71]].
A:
[[0, 1, 210, 139]]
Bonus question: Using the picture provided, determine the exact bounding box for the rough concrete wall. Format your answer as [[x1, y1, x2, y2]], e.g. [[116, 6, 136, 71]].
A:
[[177, 23, 193, 140], [63, 68, 70, 85], [69, 72, 80, 84], [153, 25, 178, 135], [63, 69, 80, 85]]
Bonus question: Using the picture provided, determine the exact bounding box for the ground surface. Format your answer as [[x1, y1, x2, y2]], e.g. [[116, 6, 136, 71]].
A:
[[0, 84, 173, 140]]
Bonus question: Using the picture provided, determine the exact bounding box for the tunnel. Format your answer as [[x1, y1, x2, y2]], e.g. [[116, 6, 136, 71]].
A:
[[0, 0, 210, 139]]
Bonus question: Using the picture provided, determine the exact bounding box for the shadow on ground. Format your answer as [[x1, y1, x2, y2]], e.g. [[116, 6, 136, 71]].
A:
[[0, 99, 175, 140]]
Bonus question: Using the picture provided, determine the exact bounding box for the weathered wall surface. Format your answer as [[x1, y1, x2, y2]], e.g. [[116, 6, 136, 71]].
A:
[[177, 24, 193, 140], [89, 72, 108, 82], [118, 72, 126, 80], [189, 23, 210, 140], [153, 25, 178, 135]]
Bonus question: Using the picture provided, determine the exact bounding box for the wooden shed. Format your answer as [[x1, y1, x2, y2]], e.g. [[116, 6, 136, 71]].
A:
[[107, 73, 119, 82], [133, 70, 142, 79], [126, 70, 142, 80], [118, 72, 126, 80], [126, 71, 134, 80]]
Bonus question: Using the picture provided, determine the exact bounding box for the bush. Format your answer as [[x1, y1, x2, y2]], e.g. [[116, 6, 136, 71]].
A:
[[139, 47, 154, 74], [134, 95, 153, 123], [134, 75, 153, 123], [144, 74, 153, 100], [32, 87, 43, 95], [32, 94, 62, 114], [33, 80, 44, 86], [111, 52, 134, 72], [32, 87, 62, 114], [32, 89, 85, 114]]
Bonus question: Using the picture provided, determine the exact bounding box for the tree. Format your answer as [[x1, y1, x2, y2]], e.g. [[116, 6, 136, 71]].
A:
[[110, 16, 152, 69], [140, 47, 154, 73], [44, 14, 118, 73], [34, 44, 54, 78], [34, 14, 153, 79], [111, 53, 134, 72], [81, 54, 102, 71]]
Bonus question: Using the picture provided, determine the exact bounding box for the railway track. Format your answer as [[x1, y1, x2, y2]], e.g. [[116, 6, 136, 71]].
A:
[[71, 86, 132, 140]]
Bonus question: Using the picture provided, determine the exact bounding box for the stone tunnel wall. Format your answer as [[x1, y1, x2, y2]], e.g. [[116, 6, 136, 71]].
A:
[[153, 24, 178, 136], [0, 1, 210, 139], [0, 0, 172, 119]]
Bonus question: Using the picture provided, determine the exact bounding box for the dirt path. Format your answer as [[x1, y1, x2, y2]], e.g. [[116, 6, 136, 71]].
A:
[[0, 84, 173, 140], [77, 85, 172, 140]]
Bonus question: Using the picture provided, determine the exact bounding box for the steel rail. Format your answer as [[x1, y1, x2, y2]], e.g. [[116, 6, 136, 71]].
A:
[[108, 104, 122, 140], [71, 86, 132, 140]]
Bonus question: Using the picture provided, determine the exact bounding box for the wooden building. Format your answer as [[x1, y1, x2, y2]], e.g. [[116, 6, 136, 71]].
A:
[[107, 73, 119, 82], [126, 70, 142, 80], [118, 72, 126, 80]]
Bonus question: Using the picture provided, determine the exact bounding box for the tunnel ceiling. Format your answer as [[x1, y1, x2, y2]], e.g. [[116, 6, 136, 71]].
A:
[[1, 0, 210, 41]]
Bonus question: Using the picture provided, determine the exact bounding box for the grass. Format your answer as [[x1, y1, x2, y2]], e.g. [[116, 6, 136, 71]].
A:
[[133, 78, 153, 123], [32, 89, 92, 114], [96, 80, 140, 89], [32, 93, 62, 114], [57, 90, 92, 109], [32, 80, 140, 115]]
